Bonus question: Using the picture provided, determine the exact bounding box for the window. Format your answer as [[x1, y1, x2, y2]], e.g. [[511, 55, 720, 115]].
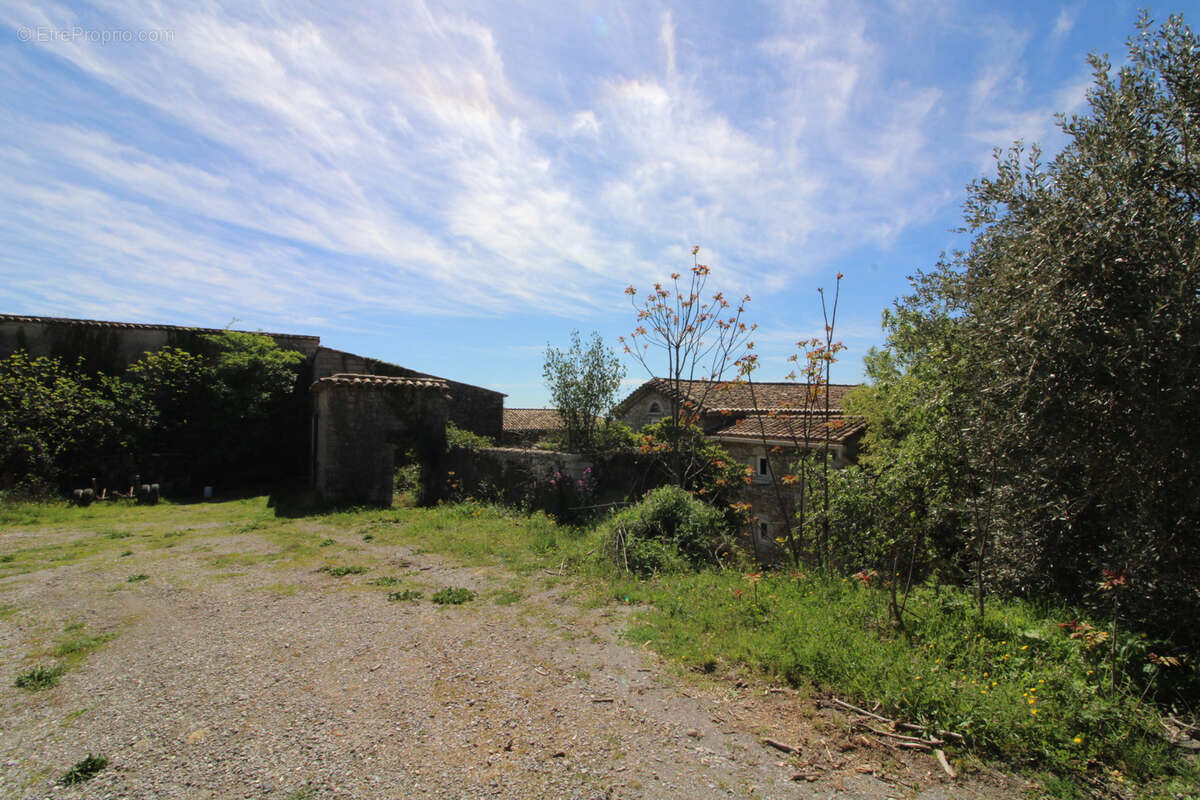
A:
[[758, 521, 769, 541], [757, 456, 769, 478], [648, 401, 661, 413]]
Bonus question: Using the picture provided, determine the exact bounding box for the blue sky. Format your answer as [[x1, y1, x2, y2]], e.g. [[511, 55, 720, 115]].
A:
[[0, 0, 1159, 406]]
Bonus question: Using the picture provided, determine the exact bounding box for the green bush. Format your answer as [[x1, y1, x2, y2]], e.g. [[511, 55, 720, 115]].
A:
[[445, 422, 494, 452], [604, 486, 730, 575]]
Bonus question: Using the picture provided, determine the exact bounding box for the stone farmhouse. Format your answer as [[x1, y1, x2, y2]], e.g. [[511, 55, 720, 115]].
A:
[[0, 314, 504, 504], [616, 377, 865, 552]]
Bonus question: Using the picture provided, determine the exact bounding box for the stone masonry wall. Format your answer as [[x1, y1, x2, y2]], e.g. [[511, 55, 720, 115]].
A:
[[313, 347, 503, 441], [0, 314, 319, 375], [312, 378, 448, 507]]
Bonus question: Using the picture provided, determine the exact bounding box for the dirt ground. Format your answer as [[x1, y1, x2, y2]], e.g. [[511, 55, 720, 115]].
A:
[[0, 513, 1031, 799]]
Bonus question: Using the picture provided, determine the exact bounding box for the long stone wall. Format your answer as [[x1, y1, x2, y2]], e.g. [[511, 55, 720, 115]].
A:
[[0, 313, 320, 374]]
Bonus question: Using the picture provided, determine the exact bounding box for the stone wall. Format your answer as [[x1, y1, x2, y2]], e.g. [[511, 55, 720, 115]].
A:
[[0, 314, 319, 374], [311, 375, 449, 507], [619, 389, 671, 432], [445, 447, 663, 515], [314, 347, 503, 441]]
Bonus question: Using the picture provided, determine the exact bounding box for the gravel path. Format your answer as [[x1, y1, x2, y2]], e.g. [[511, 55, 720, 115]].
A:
[[1, 523, 1016, 799]]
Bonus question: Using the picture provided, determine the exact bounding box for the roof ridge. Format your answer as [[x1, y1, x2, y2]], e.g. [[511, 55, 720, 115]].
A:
[[0, 312, 320, 342]]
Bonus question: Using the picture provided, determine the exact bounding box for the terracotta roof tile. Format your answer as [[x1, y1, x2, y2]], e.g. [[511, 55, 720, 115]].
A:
[[621, 378, 859, 414], [503, 408, 564, 431], [310, 373, 448, 391], [711, 413, 866, 446]]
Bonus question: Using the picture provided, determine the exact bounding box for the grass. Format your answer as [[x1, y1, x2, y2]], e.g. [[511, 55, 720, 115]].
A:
[[126, 573, 149, 583], [618, 569, 1200, 798], [14, 663, 64, 690], [52, 625, 116, 661], [319, 564, 369, 577], [57, 754, 107, 785], [431, 587, 476, 605], [3, 494, 1194, 798]]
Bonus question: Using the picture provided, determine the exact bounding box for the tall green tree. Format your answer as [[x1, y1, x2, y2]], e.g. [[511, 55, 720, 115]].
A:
[[0, 351, 127, 492], [543, 330, 625, 453], [859, 14, 1200, 644]]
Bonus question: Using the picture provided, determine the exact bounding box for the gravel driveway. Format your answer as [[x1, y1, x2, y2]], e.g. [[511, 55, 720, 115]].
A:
[[1, 515, 1016, 799]]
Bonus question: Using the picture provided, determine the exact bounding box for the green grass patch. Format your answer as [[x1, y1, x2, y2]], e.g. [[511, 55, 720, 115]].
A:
[[319, 538, 336, 547], [431, 587, 476, 605], [320, 564, 369, 577], [620, 569, 1200, 797], [387, 589, 423, 602], [58, 754, 107, 786], [14, 663, 65, 690], [491, 589, 523, 606], [369, 576, 402, 587], [52, 625, 116, 661], [126, 573, 149, 583]]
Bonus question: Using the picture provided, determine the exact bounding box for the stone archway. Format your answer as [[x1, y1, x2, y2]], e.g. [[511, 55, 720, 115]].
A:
[[310, 374, 449, 507]]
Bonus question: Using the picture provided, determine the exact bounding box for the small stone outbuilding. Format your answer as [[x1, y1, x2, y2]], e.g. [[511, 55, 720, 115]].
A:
[[311, 374, 449, 507]]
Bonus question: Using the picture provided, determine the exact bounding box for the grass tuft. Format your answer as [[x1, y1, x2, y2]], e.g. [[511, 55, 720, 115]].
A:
[[319, 565, 368, 577], [14, 664, 64, 690], [431, 587, 476, 605], [387, 589, 423, 602], [58, 754, 108, 785]]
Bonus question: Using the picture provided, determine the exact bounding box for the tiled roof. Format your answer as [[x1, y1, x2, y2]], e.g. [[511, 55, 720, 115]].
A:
[[315, 346, 505, 398], [310, 373, 448, 391], [0, 313, 319, 342], [503, 408, 564, 431], [710, 413, 866, 446], [621, 378, 860, 414]]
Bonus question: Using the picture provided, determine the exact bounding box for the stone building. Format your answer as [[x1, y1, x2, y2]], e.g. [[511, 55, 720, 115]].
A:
[[501, 408, 565, 446], [310, 374, 450, 507], [0, 313, 504, 441], [616, 378, 865, 553], [0, 313, 505, 503]]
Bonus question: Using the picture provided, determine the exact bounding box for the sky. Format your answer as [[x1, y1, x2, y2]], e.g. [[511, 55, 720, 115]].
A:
[[0, 0, 1162, 407]]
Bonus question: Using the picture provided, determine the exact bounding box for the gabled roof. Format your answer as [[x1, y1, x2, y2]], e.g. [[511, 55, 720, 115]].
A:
[[618, 377, 860, 415], [709, 413, 866, 446], [503, 408, 564, 432]]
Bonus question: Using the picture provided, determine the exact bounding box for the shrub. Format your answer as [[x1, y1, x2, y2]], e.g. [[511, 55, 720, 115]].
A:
[[604, 485, 730, 575], [58, 754, 107, 785], [431, 587, 476, 605]]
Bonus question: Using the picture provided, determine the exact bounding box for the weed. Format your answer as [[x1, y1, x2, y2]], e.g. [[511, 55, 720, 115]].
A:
[[370, 576, 402, 587], [362, 534, 375, 542], [58, 754, 107, 785], [284, 786, 317, 800], [126, 573, 149, 583], [432, 587, 476, 605], [319, 538, 336, 547], [104, 531, 132, 539], [319, 565, 368, 577], [14, 664, 64, 690], [0, 554, 14, 562], [53, 627, 115, 660], [492, 589, 522, 606], [388, 590, 423, 602], [119, 550, 133, 557]]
